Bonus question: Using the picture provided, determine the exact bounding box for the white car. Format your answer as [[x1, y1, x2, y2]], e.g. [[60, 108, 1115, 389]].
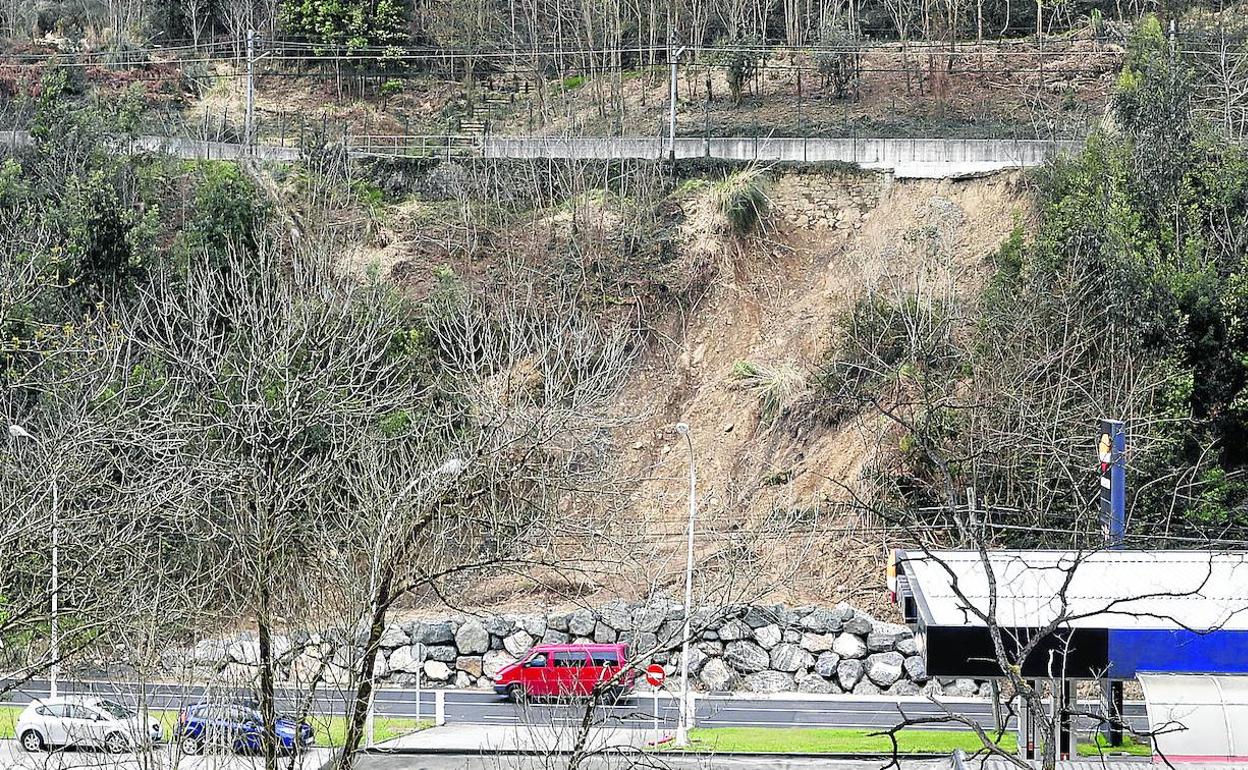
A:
[[16, 696, 162, 754]]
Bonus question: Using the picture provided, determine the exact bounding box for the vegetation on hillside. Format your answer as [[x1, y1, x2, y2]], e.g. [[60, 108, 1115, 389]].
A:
[[821, 16, 1248, 542]]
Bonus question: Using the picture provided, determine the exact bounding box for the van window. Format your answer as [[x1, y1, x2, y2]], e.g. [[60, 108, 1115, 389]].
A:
[[553, 651, 588, 667], [525, 653, 547, 668], [589, 651, 619, 666]]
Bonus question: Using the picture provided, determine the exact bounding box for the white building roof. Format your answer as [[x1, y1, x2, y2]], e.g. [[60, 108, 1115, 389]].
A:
[[899, 549, 1248, 631]]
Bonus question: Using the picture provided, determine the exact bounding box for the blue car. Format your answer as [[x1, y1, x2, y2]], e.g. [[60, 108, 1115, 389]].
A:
[[177, 703, 314, 755]]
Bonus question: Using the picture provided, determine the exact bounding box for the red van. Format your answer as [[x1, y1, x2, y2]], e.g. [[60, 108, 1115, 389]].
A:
[[493, 644, 634, 701]]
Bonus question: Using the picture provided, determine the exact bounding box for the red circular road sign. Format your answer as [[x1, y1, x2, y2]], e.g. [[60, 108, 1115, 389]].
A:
[[645, 664, 666, 687]]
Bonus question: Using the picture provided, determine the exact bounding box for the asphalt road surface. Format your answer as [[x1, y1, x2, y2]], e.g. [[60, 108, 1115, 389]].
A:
[[3, 679, 1148, 735]]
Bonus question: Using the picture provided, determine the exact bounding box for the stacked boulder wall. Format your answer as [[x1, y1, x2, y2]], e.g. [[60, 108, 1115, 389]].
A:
[[175, 601, 989, 695]]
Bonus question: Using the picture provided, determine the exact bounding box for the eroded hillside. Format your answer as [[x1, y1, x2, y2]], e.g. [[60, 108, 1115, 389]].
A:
[[354, 161, 1031, 614]]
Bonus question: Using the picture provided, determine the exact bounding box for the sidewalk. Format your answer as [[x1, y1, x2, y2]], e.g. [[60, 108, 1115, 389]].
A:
[[374, 724, 653, 753]]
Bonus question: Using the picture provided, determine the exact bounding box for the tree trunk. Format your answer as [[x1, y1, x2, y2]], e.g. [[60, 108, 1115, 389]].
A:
[[258, 587, 278, 770], [336, 567, 394, 770]]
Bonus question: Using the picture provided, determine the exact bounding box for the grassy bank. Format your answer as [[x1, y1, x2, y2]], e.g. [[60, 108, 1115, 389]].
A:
[[674, 727, 1017, 754], [0, 704, 428, 746]]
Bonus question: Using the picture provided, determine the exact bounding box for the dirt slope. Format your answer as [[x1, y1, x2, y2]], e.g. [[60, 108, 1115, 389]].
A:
[[592, 169, 1031, 612]]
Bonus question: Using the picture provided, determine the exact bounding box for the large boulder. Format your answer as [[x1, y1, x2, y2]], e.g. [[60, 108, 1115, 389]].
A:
[[814, 651, 841, 678], [568, 609, 597, 637], [541, 629, 570, 645], [696, 643, 724, 666], [425, 645, 458, 663], [800, 633, 836, 653], [503, 630, 534, 658], [866, 622, 913, 653], [699, 657, 736, 690], [754, 625, 782, 650], [852, 678, 881, 695], [769, 643, 814, 673], [227, 639, 261, 665], [676, 645, 709, 676], [456, 619, 490, 655], [744, 671, 794, 693], [717, 619, 753, 641], [800, 608, 845, 634], [510, 614, 546, 638], [548, 612, 570, 632], [379, 624, 409, 649], [593, 622, 618, 643], [798, 675, 840, 694], [724, 641, 770, 673], [631, 606, 665, 633], [422, 660, 452, 681], [413, 621, 455, 646], [889, 681, 921, 696], [191, 639, 230, 665], [483, 616, 514, 638], [896, 636, 919, 656], [597, 600, 633, 632], [837, 659, 864, 690], [387, 645, 423, 674], [843, 614, 873, 636], [865, 652, 905, 688], [832, 633, 867, 660], [903, 655, 928, 683], [482, 650, 517, 680], [742, 606, 775, 628], [456, 657, 483, 677]]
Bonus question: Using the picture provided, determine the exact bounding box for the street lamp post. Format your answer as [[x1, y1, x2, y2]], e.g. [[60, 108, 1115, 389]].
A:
[[8, 424, 58, 698], [673, 422, 696, 746]]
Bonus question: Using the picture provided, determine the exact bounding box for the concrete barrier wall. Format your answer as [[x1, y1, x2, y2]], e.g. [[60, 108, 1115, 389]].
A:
[[481, 136, 1082, 177]]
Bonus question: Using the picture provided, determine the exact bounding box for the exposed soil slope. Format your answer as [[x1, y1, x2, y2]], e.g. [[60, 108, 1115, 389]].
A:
[[591, 169, 1031, 613]]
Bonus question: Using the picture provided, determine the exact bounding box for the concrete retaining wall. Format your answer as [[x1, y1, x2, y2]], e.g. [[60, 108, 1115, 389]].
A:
[[482, 136, 1082, 178]]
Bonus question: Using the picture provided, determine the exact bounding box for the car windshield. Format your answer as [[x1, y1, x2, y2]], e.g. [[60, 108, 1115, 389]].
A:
[[97, 701, 134, 719]]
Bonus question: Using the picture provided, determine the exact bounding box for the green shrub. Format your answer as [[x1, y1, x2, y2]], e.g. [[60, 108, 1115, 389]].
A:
[[713, 168, 770, 235], [731, 359, 805, 421]]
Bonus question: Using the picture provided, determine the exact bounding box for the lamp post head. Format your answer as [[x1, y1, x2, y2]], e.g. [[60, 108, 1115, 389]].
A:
[[8, 424, 32, 439], [674, 422, 690, 436]]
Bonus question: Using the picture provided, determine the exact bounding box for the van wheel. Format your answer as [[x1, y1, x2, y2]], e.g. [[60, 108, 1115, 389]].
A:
[[20, 730, 45, 753], [507, 684, 528, 703]]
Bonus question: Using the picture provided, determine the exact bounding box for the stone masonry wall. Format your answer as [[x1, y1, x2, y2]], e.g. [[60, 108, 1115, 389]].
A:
[[183, 601, 987, 697]]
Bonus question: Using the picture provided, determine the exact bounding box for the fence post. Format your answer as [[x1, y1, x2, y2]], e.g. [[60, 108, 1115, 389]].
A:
[[434, 690, 446, 726]]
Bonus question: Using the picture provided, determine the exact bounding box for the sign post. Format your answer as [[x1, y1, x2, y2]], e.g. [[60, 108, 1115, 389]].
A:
[[1097, 419, 1127, 549], [1096, 420, 1127, 748], [646, 664, 666, 745]]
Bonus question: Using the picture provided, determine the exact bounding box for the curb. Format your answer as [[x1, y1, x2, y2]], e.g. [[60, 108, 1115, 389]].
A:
[[360, 746, 948, 760]]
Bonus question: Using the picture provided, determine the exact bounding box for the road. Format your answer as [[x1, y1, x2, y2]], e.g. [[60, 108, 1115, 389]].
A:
[[4, 679, 1148, 734], [0, 741, 332, 770]]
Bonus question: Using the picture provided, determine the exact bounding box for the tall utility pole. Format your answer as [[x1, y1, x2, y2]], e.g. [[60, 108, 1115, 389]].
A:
[[245, 29, 255, 153], [668, 47, 687, 162], [673, 422, 696, 746]]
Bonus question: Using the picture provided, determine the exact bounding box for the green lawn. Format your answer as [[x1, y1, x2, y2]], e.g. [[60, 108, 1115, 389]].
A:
[[1078, 734, 1152, 757], [0, 704, 428, 747], [675, 727, 1018, 754]]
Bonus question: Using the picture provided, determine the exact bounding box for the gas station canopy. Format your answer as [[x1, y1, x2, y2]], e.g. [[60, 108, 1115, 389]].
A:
[[894, 549, 1248, 679]]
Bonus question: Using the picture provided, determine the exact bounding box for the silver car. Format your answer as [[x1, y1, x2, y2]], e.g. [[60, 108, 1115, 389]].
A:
[[16, 696, 162, 753]]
